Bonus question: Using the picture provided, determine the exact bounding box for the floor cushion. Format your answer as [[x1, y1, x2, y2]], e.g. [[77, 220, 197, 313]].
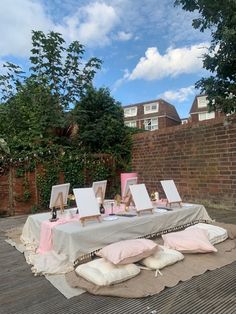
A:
[[186, 223, 228, 245], [96, 239, 158, 265], [162, 228, 217, 253], [75, 258, 140, 286], [140, 245, 184, 270]]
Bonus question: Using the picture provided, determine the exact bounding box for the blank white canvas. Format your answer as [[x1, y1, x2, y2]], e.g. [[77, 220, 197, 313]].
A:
[[160, 180, 182, 203], [49, 183, 70, 209], [73, 188, 100, 218], [92, 180, 107, 199], [123, 177, 138, 197], [129, 184, 153, 212]]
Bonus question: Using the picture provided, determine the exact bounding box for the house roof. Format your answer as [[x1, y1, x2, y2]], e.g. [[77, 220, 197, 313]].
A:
[[189, 95, 208, 114], [123, 98, 181, 122]]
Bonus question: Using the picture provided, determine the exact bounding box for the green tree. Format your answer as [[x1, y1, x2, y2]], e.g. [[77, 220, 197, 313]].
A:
[[29, 31, 102, 110], [75, 86, 132, 166], [175, 0, 236, 114], [0, 79, 67, 155], [0, 31, 102, 155]]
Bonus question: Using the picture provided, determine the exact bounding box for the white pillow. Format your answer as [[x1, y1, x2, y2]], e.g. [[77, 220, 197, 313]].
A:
[[186, 223, 228, 245], [140, 245, 184, 270], [75, 258, 140, 286]]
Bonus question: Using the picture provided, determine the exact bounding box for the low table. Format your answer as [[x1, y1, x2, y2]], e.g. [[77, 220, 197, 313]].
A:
[[21, 203, 212, 264]]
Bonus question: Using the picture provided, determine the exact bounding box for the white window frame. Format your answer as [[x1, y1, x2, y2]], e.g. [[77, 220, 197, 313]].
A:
[[198, 111, 215, 121], [144, 117, 158, 131], [144, 102, 159, 114], [124, 107, 137, 117], [197, 96, 209, 108], [125, 120, 137, 128]]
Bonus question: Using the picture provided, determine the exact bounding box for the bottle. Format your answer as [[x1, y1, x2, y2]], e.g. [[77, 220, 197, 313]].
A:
[[52, 207, 57, 220], [99, 203, 105, 214]]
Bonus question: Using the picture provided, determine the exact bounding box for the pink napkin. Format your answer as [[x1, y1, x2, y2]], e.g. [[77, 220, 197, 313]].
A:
[[37, 215, 80, 254]]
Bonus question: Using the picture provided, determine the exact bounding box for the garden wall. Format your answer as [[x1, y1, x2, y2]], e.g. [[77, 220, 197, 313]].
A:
[[131, 114, 236, 210], [0, 154, 116, 216]]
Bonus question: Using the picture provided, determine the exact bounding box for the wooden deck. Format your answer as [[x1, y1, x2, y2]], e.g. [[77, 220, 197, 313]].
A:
[[1, 209, 236, 314]]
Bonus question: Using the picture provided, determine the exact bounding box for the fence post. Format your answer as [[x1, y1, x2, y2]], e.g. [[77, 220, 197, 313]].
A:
[[8, 167, 14, 216]]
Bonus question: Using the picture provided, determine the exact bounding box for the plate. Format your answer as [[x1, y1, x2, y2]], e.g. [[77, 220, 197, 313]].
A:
[[103, 216, 118, 221], [154, 208, 168, 213]]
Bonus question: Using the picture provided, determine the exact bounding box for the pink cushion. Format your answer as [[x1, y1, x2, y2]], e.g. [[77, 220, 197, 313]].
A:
[[162, 228, 217, 253], [96, 239, 158, 265]]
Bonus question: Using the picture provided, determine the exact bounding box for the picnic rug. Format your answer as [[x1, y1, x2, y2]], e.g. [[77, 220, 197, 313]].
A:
[[65, 222, 236, 298]]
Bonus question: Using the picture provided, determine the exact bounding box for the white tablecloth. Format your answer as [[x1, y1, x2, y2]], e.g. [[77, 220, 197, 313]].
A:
[[21, 204, 212, 265]]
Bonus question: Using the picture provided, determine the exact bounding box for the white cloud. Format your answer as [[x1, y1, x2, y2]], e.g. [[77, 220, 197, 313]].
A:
[[129, 43, 209, 81], [159, 86, 196, 103], [112, 69, 130, 92], [0, 0, 53, 58], [116, 31, 133, 41], [56, 2, 119, 47], [0, 1, 120, 59]]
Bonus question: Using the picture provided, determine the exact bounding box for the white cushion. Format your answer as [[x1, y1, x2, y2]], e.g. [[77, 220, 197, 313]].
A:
[[140, 245, 184, 270], [75, 258, 140, 286], [186, 223, 228, 245]]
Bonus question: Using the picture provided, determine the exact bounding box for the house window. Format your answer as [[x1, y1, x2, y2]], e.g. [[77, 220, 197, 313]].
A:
[[144, 118, 158, 131], [125, 120, 137, 128], [197, 96, 208, 108], [144, 102, 159, 114], [198, 111, 215, 121], [124, 107, 137, 117]]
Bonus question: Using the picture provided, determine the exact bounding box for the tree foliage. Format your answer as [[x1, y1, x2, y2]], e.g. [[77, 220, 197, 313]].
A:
[[0, 31, 102, 155], [0, 31, 131, 172], [175, 0, 236, 114], [74, 86, 132, 166]]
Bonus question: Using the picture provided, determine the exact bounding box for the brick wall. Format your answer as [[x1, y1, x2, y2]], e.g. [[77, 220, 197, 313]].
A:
[[131, 114, 236, 210], [0, 154, 115, 216], [0, 166, 44, 216], [158, 116, 180, 129]]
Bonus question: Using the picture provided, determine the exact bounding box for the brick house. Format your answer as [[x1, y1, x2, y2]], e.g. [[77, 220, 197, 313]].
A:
[[123, 99, 181, 131], [189, 95, 223, 122]]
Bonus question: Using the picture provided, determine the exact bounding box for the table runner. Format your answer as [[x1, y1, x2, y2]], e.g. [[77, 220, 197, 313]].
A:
[[37, 215, 80, 254]]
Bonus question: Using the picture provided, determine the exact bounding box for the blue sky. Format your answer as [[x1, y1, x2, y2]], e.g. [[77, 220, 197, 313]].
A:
[[0, 0, 211, 118]]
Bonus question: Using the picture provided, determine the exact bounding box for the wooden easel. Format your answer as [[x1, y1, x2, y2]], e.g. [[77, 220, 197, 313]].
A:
[[167, 200, 182, 208], [137, 207, 153, 215], [80, 214, 101, 227], [122, 189, 134, 211], [95, 186, 104, 203], [53, 191, 65, 215]]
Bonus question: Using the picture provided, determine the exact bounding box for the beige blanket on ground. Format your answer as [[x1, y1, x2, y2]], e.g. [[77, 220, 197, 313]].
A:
[[65, 222, 236, 298]]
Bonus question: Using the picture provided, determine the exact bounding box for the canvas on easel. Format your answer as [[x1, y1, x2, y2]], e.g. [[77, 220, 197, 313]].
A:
[[73, 187, 101, 226], [129, 184, 153, 215], [92, 180, 107, 203], [160, 180, 182, 207], [49, 183, 70, 214], [121, 177, 138, 209]]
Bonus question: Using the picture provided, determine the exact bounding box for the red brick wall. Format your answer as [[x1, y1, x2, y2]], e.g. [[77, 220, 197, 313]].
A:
[[131, 115, 236, 210], [158, 116, 180, 129], [0, 154, 115, 216], [0, 167, 41, 216], [0, 174, 12, 215]]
